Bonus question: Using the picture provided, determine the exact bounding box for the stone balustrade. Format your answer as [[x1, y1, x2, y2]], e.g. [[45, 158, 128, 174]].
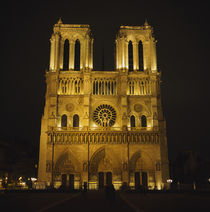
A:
[[58, 77, 83, 95], [127, 78, 156, 95]]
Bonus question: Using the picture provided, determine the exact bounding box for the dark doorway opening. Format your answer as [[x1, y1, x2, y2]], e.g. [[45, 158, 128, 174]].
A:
[[142, 172, 148, 187], [61, 174, 67, 188], [69, 174, 74, 190], [135, 172, 140, 189], [106, 172, 112, 186], [98, 172, 104, 189]]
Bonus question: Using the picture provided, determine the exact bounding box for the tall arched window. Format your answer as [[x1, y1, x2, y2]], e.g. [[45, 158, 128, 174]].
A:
[[130, 115, 136, 128], [141, 115, 147, 127], [128, 41, 133, 71], [61, 114, 67, 127], [138, 41, 143, 71], [63, 39, 69, 70], [74, 39, 80, 71], [73, 114, 79, 127]]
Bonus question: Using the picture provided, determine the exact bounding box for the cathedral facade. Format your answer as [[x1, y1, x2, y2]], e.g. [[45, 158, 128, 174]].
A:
[[38, 19, 169, 190]]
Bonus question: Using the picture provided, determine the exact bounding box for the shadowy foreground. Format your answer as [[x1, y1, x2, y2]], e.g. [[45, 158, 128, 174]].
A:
[[1, 190, 210, 212]]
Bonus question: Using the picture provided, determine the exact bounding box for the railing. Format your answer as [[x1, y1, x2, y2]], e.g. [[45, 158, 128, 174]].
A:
[[58, 77, 83, 95], [53, 126, 154, 131], [47, 129, 160, 145], [92, 79, 117, 95], [127, 78, 156, 95]]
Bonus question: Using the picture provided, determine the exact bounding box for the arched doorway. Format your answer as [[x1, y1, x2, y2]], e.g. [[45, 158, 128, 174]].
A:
[[89, 148, 116, 189], [98, 172, 112, 189], [129, 151, 151, 189], [55, 151, 81, 189], [61, 174, 75, 189]]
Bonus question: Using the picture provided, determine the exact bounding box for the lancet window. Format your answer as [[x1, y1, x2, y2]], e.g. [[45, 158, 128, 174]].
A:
[[141, 115, 147, 127], [61, 114, 67, 127], [138, 41, 143, 71], [93, 78, 117, 95], [130, 115, 136, 128], [74, 39, 80, 71], [73, 114, 79, 127], [63, 39, 70, 70], [128, 41, 133, 71]]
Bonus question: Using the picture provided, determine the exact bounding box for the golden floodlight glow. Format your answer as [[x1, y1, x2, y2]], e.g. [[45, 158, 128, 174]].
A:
[[38, 21, 169, 191]]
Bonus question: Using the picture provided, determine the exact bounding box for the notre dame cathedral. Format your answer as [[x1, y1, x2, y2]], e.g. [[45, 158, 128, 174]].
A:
[[38, 18, 169, 190]]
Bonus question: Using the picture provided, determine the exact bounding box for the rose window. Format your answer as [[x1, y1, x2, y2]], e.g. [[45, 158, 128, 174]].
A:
[[93, 104, 116, 127]]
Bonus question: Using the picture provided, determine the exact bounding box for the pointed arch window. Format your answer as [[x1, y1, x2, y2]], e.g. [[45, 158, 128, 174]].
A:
[[74, 39, 80, 71], [63, 39, 69, 70], [130, 115, 136, 128], [138, 41, 143, 71], [128, 41, 133, 71], [73, 114, 79, 127], [141, 115, 147, 127], [61, 114, 67, 127]]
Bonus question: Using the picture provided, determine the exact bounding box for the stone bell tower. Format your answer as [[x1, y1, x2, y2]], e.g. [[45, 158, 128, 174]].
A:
[[115, 20, 157, 73], [49, 18, 93, 72], [38, 19, 94, 183]]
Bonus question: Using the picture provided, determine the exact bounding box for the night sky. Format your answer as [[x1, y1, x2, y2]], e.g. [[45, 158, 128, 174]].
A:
[[1, 0, 210, 160]]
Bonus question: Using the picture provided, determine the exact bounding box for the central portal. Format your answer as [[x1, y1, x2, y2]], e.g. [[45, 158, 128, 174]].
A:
[[61, 174, 75, 189], [98, 172, 112, 188]]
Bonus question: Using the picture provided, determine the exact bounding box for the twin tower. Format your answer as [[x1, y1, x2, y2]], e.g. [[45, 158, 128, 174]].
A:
[[38, 19, 169, 190], [49, 18, 157, 73]]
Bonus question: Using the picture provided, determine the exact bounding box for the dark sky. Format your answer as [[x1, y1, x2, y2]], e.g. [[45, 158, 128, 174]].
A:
[[1, 0, 210, 160]]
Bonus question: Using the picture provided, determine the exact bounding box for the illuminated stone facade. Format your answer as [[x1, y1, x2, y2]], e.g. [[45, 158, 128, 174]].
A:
[[38, 19, 169, 190]]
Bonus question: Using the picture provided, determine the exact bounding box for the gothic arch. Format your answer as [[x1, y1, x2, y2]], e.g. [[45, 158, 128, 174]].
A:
[[130, 115, 136, 128], [63, 39, 70, 70], [89, 147, 121, 177], [141, 115, 147, 127], [138, 40, 144, 71], [74, 39, 80, 70], [73, 114, 79, 127], [61, 114, 67, 127], [128, 40, 133, 71], [129, 150, 155, 172], [129, 151, 141, 172], [55, 150, 81, 174], [89, 147, 105, 175]]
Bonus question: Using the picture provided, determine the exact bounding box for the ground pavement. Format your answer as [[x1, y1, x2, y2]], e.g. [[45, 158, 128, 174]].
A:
[[1, 190, 210, 212], [0, 190, 135, 212]]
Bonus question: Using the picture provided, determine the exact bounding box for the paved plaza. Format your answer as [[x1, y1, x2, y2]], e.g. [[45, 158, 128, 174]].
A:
[[1, 190, 210, 212]]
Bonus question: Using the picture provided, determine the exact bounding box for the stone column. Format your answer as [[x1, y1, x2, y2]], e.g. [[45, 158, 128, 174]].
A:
[[133, 42, 139, 71], [54, 33, 60, 71], [49, 34, 55, 71], [119, 38, 124, 70], [59, 39, 64, 70], [115, 40, 118, 70], [124, 40, 128, 70], [83, 73, 91, 127], [143, 41, 148, 71], [121, 38, 125, 69], [90, 38, 94, 70], [120, 74, 128, 127], [85, 37, 89, 69], [151, 40, 157, 73], [69, 40, 75, 70], [80, 40, 84, 70]]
